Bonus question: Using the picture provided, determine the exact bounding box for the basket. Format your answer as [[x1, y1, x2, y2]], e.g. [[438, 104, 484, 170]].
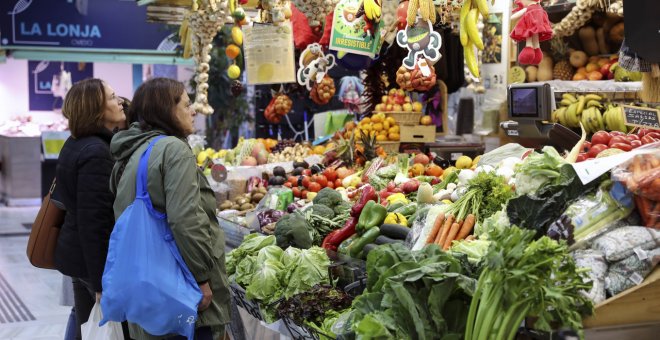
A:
[[380, 111, 422, 125], [280, 315, 335, 340], [229, 283, 265, 320], [377, 141, 401, 154]]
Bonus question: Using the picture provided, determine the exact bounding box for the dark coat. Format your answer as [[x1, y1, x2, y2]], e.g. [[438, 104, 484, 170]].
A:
[[54, 129, 115, 292]]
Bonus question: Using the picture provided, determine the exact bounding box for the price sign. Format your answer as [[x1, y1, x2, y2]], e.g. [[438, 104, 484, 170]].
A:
[[623, 105, 660, 129]]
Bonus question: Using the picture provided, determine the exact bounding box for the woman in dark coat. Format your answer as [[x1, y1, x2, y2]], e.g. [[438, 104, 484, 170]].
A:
[[54, 78, 126, 340]]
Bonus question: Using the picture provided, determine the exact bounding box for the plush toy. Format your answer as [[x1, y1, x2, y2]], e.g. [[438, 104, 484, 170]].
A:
[[510, 0, 553, 65], [338, 76, 364, 112]]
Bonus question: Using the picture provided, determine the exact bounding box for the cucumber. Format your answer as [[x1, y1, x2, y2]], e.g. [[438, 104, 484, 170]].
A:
[[349, 227, 381, 258], [375, 235, 403, 245], [387, 201, 405, 212], [393, 203, 417, 217], [379, 224, 411, 240]]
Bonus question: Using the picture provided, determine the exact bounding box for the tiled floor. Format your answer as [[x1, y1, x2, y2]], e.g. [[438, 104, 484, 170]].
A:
[[0, 206, 69, 340]]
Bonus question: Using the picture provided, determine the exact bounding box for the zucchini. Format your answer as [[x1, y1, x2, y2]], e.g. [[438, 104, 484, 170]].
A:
[[387, 201, 406, 213], [393, 203, 417, 217], [349, 227, 380, 258], [379, 224, 411, 240], [338, 235, 357, 255], [375, 235, 403, 245]]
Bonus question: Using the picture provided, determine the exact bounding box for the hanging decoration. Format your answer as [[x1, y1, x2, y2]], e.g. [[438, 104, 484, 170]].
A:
[[293, 0, 340, 28], [329, 0, 383, 58], [179, 0, 229, 115], [459, 0, 488, 77], [264, 89, 293, 124], [510, 0, 553, 65], [297, 43, 336, 90], [355, 0, 382, 39], [552, 0, 598, 37], [396, 17, 442, 69], [396, 58, 437, 92], [258, 0, 293, 25], [338, 76, 364, 113]]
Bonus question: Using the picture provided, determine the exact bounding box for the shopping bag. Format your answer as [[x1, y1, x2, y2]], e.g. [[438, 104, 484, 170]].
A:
[[100, 136, 202, 339], [81, 302, 123, 340]]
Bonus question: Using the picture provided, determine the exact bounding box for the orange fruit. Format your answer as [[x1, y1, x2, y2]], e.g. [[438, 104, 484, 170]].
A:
[[388, 132, 400, 141], [588, 71, 603, 81], [225, 44, 241, 59], [586, 63, 599, 73], [573, 73, 587, 81], [376, 135, 387, 142], [420, 116, 432, 125]]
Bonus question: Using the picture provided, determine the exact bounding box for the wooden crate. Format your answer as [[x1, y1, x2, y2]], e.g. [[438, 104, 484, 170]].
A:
[[400, 125, 436, 143], [582, 267, 660, 328], [380, 111, 422, 125]]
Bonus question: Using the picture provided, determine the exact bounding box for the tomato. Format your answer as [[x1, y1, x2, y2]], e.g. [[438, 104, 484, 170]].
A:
[[610, 142, 632, 152], [591, 131, 611, 146], [582, 141, 592, 153], [588, 144, 609, 158], [608, 136, 629, 147], [315, 175, 328, 187], [308, 182, 322, 193], [625, 134, 640, 141], [292, 187, 302, 198], [323, 168, 338, 182], [334, 178, 343, 188], [288, 176, 298, 185], [609, 131, 625, 136], [387, 181, 396, 192], [302, 169, 312, 176], [630, 140, 642, 148], [641, 135, 660, 145], [302, 176, 311, 188], [284, 182, 293, 188], [646, 132, 660, 139], [326, 181, 335, 189], [301, 190, 309, 199], [576, 153, 588, 162], [638, 128, 651, 138]]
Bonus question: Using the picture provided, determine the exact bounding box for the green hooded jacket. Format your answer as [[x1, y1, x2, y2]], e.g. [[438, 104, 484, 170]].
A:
[[109, 123, 230, 339]]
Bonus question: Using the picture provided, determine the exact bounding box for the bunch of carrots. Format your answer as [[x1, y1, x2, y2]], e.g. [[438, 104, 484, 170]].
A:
[[622, 153, 660, 229], [424, 213, 476, 250]]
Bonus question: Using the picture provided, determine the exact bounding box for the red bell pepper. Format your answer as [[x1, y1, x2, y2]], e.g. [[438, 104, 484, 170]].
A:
[[350, 184, 377, 218], [322, 217, 357, 251]]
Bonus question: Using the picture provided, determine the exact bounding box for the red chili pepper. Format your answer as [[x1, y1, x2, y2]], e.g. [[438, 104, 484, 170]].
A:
[[350, 184, 377, 218], [322, 217, 357, 251]]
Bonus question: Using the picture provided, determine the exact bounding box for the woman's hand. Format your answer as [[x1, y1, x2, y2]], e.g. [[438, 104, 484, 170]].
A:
[[198, 282, 213, 311]]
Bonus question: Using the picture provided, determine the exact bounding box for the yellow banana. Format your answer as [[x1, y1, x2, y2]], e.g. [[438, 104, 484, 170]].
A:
[[603, 105, 613, 130], [580, 107, 592, 133], [427, 0, 436, 23], [459, 0, 472, 47], [364, 0, 382, 21], [562, 93, 578, 103], [615, 106, 627, 132], [566, 102, 579, 128], [594, 108, 605, 131], [407, 0, 419, 26], [552, 107, 566, 123], [576, 95, 586, 115], [474, 0, 489, 17], [466, 8, 484, 50], [560, 99, 574, 107], [584, 94, 603, 102], [464, 42, 479, 78], [586, 100, 602, 109], [557, 107, 568, 126]]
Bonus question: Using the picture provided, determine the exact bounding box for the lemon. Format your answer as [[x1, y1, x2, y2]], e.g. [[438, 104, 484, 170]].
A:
[[197, 151, 209, 164], [471, 155, 481, 167], [455, 156, 473, 169], [228, 65, 241, 79]]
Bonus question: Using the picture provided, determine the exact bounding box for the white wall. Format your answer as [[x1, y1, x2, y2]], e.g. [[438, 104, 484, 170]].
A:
[[93, 62, 134, 99]]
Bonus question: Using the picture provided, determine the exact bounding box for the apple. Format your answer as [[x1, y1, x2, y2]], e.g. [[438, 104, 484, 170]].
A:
[[393, 104, 403, 112], [375, 103, 385, 112], [386, 104, 393, 111], [402, 103, 413, 112], [600, 63, 612, 78], [381, 95, 388, 104]]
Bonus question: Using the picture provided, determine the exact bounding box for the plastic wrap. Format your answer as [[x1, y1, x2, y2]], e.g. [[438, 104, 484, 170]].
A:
[[592, 226, 660, 262], [572, 249, 608, 304], [256, 187, 294, 212], [605, 247, 660, 296], [409, 204, 447, 251]]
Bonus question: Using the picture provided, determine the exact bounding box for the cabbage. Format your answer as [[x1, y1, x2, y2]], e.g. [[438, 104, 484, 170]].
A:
[[514, 146, 567, 196], [282, 246, 331, 299], [256, 245, 284, 264], [245, 259, 285, 304]]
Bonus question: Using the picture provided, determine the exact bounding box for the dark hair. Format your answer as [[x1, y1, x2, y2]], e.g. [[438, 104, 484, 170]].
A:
[[62, 78, 106, 138], [129, 78, 186, 137]]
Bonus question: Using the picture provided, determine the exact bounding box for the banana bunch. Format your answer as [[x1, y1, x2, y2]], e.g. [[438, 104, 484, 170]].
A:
[[407, 0, 436, 26], [603, 104, 628, 133], [552, 93, 605, 132], [460, 0, 488, 78], [364, 0, 382, 21]]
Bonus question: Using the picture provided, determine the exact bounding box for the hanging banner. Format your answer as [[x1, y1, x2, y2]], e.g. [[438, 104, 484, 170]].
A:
[[329, 0, 383, 58], [1, 0, 176, 51], [243, 23, 296, 85], [28, 61, 94, 111]]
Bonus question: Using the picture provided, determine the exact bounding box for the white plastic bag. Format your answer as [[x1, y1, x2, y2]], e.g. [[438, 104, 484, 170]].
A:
[[81, 302, 123, 340]]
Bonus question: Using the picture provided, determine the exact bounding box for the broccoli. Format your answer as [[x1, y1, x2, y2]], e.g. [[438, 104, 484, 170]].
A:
[[307, 204, 335, 220], [274, 213, 313, 249], [334, 201, 351, 216], [312, 188, 343, 208]]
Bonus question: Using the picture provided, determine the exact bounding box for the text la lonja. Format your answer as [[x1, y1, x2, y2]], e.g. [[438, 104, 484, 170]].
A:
[[20, 22, 102, 38]]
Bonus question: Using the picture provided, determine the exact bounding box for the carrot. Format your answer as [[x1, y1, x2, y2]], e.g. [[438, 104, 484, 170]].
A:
[[436, 214, 455, 246], [443, 222, 462, 250], [650, 157, 660, 168], [456, 214, 476, 241], [426, 213, 445, 245]]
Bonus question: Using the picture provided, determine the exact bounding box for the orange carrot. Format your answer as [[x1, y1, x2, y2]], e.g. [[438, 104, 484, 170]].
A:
[[456, 214, 476, 241], [426, 213, 445, 245], [436, 214, 455, 246], [443, 222, 462, 250]]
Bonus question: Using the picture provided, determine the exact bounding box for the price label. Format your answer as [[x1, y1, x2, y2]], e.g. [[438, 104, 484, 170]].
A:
[[506, 129, 519, 136], [450, 153, 463, 161], [623, 105, 660, 129]]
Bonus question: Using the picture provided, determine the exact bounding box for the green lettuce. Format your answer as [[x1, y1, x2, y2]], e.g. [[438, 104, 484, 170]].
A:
[[513, 146, 567, 196], [227, 234, 276, 274], [282, 246, 331, 299], [256, 245, 284, 263], [245, 259, 285, 304]]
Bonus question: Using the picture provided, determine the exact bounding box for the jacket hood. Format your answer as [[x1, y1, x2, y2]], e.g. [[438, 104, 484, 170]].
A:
[[110, 122, 166, 161]]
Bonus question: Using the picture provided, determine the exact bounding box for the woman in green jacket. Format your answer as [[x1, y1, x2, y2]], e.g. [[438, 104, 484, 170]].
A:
[[109, 78, 230, 340]]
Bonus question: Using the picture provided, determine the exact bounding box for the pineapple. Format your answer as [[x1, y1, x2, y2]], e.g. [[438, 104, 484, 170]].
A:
[[551, 37, 575, 80], [359, 132, 378, 161]]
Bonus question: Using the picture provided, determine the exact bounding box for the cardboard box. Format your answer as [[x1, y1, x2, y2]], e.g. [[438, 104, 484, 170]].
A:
[[400, 125, 436, 143]]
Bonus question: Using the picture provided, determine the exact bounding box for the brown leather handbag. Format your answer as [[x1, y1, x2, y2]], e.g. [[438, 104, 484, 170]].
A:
[[26, 179, 65, 269]]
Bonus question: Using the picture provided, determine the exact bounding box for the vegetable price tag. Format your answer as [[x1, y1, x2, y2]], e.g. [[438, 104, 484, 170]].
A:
[[506, 129, 519, 136], [623, 105, 660, 129], [630, 272, 644, 285]]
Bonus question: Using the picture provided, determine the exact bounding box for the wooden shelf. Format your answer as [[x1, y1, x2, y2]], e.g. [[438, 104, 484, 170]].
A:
[[583, 267, 660, 329]]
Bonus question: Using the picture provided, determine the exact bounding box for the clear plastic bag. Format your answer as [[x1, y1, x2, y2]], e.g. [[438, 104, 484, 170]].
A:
[[592, 226, 660, 262], [611, 142, 660, 202], [81, 302, 123, 340], [605, 247, 660, 296], [572, 249, 608, 304]]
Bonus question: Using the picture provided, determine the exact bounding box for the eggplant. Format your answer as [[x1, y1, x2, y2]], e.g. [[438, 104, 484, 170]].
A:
[[268, 176, 286, 186], [292, 167, 304, 176], [310, 163, 325, 174], [433, 156, 451, 169], [293, 160, 309, 169], [379, 224, 411, 240], [273, 166, 286, 177]]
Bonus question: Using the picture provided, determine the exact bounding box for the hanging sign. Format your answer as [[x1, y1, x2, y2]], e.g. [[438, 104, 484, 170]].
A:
[[1, 0, 176, 51], [243, 23, 296, 85], [28, 61, 94, 111], [329, 0, 383, 58]]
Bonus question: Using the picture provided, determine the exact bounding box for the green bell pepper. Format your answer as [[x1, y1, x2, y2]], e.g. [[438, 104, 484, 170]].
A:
[[356, 200, 388, 234]]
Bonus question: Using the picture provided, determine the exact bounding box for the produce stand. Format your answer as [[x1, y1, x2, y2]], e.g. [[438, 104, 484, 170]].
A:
[[583, 267, 660, 329]]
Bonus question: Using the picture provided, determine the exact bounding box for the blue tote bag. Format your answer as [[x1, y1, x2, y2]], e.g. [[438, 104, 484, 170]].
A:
[[101, 136, 202, 339]]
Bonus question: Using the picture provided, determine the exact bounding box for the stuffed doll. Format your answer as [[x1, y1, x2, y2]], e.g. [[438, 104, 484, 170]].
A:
[[510, 0, 553, 65]]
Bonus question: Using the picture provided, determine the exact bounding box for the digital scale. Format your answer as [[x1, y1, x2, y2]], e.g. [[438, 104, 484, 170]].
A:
[[500, 83, 581, 150]]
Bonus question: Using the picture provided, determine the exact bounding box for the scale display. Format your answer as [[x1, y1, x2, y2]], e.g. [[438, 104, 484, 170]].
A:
[[510, 88, 539, 118]]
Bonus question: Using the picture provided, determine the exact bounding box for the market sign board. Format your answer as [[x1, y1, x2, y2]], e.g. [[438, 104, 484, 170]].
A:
[[0, 0, 177, 52], [622, 105, 660, 129], [28, 61, 94, 111], [329, 0, 382, 58], [243, 23, 296, 85]]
